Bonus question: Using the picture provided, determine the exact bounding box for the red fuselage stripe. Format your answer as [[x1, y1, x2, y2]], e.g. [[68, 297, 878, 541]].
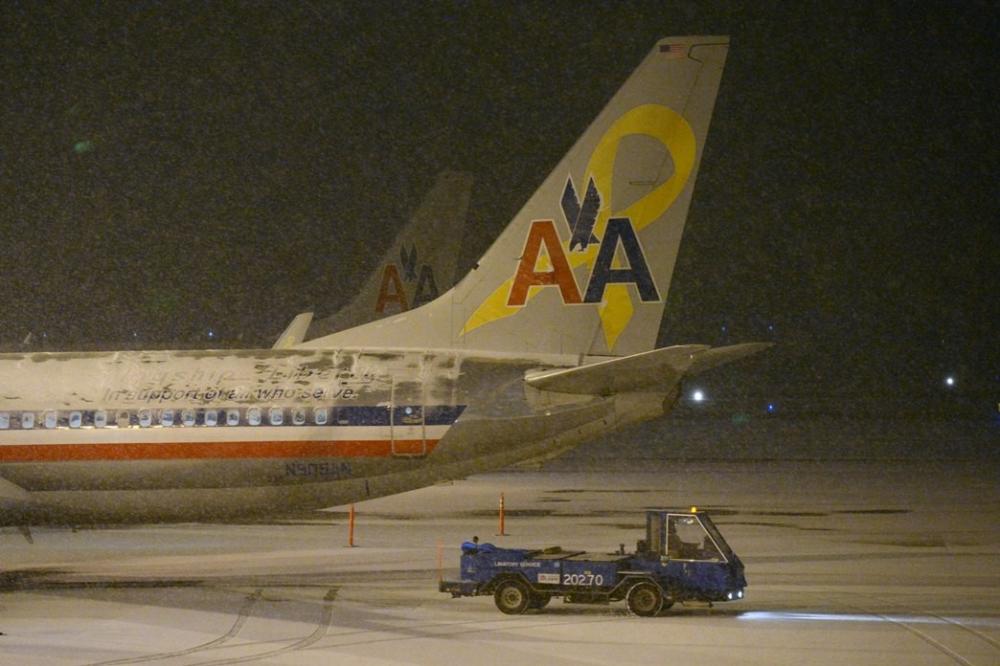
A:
[[0, 440, 437, 462]]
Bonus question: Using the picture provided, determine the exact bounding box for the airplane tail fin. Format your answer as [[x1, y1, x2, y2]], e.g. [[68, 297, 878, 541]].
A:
[[304, 38, 729, 357], [307, 170, 473, 340]]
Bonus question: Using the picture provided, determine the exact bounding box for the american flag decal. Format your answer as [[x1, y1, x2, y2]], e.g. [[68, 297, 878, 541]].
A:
[[659, 43, 686, 58]]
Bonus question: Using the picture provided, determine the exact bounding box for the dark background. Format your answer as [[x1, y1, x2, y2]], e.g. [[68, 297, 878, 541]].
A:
[[1, 2, 996, 453]]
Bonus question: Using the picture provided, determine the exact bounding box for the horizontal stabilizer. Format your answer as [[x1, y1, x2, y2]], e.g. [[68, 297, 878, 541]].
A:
[[273, 312, 314, 349], [525, 342, 771, 396], [525, 345, 709, 395], [685, 342, 774, 375]]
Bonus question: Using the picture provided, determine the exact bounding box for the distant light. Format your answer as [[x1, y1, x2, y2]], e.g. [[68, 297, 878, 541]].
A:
[[73, 140, 94, 154], [692, 390, 705, 403], [207, 329, 215, 339], [766, 402, 776, 414], [944, 376, 955, 387]]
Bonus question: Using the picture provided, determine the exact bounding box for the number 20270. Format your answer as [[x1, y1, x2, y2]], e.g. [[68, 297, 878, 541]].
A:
[[562, 573, 604, 586]]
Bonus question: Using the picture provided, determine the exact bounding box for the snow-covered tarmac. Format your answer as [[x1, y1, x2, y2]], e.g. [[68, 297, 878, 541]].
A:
[[1, 460, 998, 665]]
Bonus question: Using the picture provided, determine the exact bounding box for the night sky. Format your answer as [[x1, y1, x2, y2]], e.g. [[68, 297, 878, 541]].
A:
[[1, 2, 996, 425]]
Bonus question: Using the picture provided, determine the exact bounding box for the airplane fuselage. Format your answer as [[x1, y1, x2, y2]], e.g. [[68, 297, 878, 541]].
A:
[[0, 348, 665, 524]]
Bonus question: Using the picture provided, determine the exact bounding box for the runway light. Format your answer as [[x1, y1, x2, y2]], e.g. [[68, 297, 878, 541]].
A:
[[766, 402, 776, 414], [692, 390, 705, 403], [944, 376, 955, 387]]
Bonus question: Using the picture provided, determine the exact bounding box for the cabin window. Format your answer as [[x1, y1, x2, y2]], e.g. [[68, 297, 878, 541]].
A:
[[0, 412, 8, 429], [94, 410, 107, 428], [314, 407, 328, 425], [116, 411, 131, 428], [44, 411, 58, 429], [69, 411, 82, 428], [21, 412, 36, 429], [138, 409, 152, 427], [181, 409, 196, 427], [269, 407, 283, 426], [204, 410, 218, 426], [292, 408, 306, 426], [160, 410, 174, 427], [247, 407, 261, 426], [226, 409, 240, 426]]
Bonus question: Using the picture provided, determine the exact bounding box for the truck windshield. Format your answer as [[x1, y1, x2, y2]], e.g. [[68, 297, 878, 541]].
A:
[[667, 514, 729, 562], [697, 514, 735, 561]]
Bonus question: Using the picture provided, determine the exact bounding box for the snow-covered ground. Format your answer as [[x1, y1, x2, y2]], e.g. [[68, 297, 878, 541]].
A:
[[1, 460, 998, 665]]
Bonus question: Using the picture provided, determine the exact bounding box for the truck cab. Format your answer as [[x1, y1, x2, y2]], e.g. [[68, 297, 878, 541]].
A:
[[638, 510, 746, 603]]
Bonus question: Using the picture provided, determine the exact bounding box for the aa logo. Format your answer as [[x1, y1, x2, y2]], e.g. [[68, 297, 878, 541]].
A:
[[506, 178, 659, 307], [460, 102, 696, 351], [375, 244, 439, 313]]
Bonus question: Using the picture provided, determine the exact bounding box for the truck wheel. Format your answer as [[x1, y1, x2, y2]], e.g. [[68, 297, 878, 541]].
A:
[[494, 579, 530, 615], [626, 582, 663, 617], [528, 593, 551, 609], [656, 599, 675, 615]]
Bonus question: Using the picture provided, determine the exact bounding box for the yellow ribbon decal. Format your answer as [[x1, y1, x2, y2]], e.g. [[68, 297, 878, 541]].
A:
[[461, 104, 696, 350]]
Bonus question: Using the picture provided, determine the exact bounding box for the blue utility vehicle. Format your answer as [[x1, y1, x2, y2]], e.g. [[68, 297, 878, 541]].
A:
[[440, 509, 746, 615]]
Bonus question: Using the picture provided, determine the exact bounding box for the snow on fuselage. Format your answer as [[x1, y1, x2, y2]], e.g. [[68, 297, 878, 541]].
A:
[[0, 348, 663, 524]]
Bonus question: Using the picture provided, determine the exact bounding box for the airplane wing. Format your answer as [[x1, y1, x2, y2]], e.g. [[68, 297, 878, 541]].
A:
[[272, 312, 314, 349], [0, 475, 31, 505], [0, 477, 35, 542], [524, 343, 772, 396]]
